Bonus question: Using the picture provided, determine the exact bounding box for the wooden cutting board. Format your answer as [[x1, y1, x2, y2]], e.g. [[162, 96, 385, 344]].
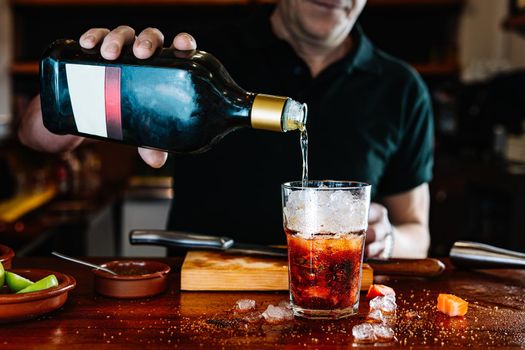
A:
[[181, 251, 373, 291]]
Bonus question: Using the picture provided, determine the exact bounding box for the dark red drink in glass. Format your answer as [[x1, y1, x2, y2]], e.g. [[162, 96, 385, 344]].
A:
[[282, 181, 371, 319]]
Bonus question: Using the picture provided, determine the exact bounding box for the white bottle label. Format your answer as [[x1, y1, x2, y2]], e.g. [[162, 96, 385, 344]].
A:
[[66, 63, 124, 141]]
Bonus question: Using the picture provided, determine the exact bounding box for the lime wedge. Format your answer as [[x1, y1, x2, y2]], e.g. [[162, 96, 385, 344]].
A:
[[6, 271, 34, 292], [17, 274, 58, 294], [0, 262, 4, 287]]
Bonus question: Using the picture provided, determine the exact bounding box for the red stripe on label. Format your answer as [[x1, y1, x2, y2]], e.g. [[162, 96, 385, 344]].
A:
[[105, 67, 123, 140]]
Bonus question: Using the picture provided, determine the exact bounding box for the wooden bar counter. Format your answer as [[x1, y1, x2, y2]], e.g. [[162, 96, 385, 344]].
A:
[[2, 257, 525, 349]]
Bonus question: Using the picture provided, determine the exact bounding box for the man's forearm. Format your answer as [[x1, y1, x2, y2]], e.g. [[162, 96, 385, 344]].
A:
[[382, 184, 431, 259], [391, 223, 430, 258], [18, 95, 84, 153]]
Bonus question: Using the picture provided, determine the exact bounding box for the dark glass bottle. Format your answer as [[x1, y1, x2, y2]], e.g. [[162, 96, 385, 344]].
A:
[[40, 39, 307, 154]]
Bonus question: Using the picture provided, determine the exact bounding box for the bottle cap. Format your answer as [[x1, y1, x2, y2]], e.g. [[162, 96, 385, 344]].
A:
[[251, 94, 288, 132], [251, 94, 307, 132]]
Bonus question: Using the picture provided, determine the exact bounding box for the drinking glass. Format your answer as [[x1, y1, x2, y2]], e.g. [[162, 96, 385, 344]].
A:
[[282, 180, 371, 319]]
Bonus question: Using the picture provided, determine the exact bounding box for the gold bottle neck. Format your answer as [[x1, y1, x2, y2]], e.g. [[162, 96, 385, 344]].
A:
[[250, 94, 287, 132], [250, 94, 307, 132]]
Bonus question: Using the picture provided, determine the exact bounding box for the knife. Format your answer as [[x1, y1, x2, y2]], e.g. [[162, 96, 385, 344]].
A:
[[129, 229, 445, 277], [129, 229, 287, 257], [450, 241, 525, 269]]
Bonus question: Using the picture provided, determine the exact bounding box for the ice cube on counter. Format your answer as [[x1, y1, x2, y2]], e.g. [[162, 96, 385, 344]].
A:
[[352, 322, 395, 344], [234, 299, 256, 312], [262, 304, 294, 323], [372, 323, 395, 342], [352, 323, 376, 343], [366, 309, 384, 323], [369, 295, 397, 313]]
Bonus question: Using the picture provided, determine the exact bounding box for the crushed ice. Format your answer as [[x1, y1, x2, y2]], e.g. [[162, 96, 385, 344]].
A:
[[354, 291, 397, 344], [372, 323, 395, 342], [234, 299, 256, 312], [366, 309, 384, 323], [352, 323, 376, 343], [352, 323, 395, 344], [369, 295, 397, 314], [261, 304, 294, 323], [283, 187, 370, 236]]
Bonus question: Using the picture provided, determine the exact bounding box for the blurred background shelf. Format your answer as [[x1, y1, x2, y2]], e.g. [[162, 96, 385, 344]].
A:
[[412, 61, 459, 76], [10, 61, 38, 75]]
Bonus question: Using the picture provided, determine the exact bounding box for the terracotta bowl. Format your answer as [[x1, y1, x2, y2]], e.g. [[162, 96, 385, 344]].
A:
[[92, 260, 170, 299], [0, 244, 15, 269], [0, 269, 76, 323]]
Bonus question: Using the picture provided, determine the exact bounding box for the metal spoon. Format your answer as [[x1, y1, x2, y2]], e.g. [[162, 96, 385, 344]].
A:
[[51, 251, 118, 275]]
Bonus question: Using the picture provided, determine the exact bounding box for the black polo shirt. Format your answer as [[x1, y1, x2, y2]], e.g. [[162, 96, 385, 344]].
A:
[[168, 14, 434, 245]]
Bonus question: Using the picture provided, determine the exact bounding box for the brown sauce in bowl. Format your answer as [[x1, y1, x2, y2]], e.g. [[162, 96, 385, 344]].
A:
[[109, 264, 152, 276]]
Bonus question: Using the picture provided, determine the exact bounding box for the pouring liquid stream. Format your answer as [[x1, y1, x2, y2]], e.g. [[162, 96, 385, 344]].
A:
[[300, 127, 308, 186]]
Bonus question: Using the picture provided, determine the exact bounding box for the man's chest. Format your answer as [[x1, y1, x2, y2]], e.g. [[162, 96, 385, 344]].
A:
[[211, 50, 404, 190]]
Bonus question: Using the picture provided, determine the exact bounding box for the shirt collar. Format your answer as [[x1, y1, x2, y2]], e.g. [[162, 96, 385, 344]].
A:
[[346, 24, 382, 75], [238, 16, 382, 75]]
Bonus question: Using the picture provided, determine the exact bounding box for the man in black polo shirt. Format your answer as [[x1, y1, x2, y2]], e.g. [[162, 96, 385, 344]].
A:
[[19, 0, 433, 258]]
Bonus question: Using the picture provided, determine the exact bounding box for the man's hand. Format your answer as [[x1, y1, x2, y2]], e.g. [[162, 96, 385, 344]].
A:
[[366, 202, 394, 258], [78, 26, 197, 168], [19, 25, 197, 167]]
